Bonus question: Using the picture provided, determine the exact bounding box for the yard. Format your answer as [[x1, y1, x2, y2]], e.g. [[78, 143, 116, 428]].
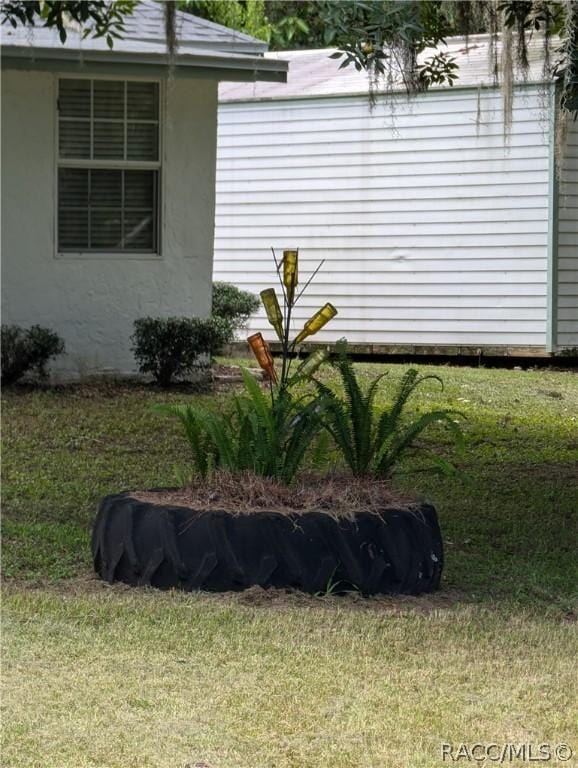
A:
[[2, 359, 577, 768]]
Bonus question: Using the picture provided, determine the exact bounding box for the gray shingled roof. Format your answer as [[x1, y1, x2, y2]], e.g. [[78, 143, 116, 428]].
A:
[[220, 34, 550, 102], [1, 0, 287, 81], [116, 0, 268, 54]]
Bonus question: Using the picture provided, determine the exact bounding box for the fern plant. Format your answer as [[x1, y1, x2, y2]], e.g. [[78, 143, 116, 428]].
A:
[[314, 347, 463, 477], [154, 368, 324, 484]]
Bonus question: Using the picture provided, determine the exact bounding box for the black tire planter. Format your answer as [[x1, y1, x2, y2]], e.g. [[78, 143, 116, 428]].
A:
[[92, 492, 443, 596]]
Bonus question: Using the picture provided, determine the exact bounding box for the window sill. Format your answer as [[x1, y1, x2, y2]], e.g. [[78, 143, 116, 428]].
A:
[[55, 252, 162, 261]]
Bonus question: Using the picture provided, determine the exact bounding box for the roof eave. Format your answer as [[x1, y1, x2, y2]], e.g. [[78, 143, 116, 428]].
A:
[[1, 45, 288, 82]]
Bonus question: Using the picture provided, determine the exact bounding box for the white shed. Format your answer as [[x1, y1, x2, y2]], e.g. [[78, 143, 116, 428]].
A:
[[1, 1, 287, 377], [215, 37, 578, 357]]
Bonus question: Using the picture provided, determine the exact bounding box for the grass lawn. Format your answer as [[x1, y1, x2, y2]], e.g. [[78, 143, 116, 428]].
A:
[[2, 359, 577, 768]]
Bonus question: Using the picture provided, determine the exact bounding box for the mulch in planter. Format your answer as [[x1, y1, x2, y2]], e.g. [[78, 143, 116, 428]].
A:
[[92, 472, 443, 597]]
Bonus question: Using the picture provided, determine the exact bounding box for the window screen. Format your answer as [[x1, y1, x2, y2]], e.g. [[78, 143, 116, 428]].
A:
[[57, 79, 160, 254]]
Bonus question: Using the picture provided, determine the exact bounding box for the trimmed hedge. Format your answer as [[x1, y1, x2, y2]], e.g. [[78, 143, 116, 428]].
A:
[[131, 316, 231, 387], [212, 282, 260, 334], [1, 324, 65, 385]]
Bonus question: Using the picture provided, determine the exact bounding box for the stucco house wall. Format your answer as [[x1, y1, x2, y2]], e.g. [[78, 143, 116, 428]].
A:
[[0, 0, 287, 378], [1, 69, 217, 376]]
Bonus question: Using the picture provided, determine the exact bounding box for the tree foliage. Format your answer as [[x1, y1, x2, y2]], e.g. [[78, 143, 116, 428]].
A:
[[312, 1, 577, 121], [1, 0, 136, 48], [321, 1, 460, 92], [180, 0, 271, 42]]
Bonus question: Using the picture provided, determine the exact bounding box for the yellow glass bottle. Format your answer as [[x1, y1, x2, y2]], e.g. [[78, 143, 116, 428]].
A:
[[260, 288, 284, 342], [282, 250, 298, 304], [294, 303, 337, 345], [247, 332, 278, 383]]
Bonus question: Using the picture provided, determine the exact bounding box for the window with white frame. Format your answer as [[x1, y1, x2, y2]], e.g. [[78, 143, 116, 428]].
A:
[[57, 78, 160, 254]]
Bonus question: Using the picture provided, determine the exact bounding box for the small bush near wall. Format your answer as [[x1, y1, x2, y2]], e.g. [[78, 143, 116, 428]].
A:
[[212, 282, 260, 338], [131, 317, 231, 388], [1, 325, 65, 386]]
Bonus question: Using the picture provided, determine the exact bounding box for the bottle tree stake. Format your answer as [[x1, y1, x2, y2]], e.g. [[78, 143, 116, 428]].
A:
[[247, 248, 338, 398]]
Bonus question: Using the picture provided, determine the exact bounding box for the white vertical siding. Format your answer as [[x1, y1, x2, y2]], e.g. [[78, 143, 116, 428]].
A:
[[214, 85, 550, 350], [557, 118, 578, 350]]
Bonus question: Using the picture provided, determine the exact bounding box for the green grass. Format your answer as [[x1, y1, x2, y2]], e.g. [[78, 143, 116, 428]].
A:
[[2, 360, 577, 767], [3, 589, 576, 768], [3, 360, 577, 605]]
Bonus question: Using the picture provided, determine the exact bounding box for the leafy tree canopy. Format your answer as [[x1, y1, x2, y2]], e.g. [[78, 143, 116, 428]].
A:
[[266, 1, 577, 120], [184, 0, 577, 120], [180, 0, 271, 42], [1, 0, 137, 48]]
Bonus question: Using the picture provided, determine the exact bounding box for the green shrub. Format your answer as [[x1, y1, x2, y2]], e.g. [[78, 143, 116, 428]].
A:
[[131, 317, 231, 388], [154, 368, 324, 483], [1, 324, 65, 385], [315, 345, 463, 477], [212, 282, 260, 339]]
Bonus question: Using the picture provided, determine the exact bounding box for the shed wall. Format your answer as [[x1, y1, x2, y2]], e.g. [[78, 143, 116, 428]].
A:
[[557, 117, 578, 350], [1, 68, 217, 376], [214, 85, 550, 350]]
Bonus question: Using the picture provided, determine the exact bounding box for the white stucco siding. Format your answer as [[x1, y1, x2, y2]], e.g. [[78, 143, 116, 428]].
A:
[[214, 86, 550, 349], [1, 68, 217, 376], [557, 117, 578, 350]]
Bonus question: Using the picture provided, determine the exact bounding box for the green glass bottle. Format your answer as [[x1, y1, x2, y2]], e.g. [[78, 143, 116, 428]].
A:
[[295, 348, 329, 380]]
